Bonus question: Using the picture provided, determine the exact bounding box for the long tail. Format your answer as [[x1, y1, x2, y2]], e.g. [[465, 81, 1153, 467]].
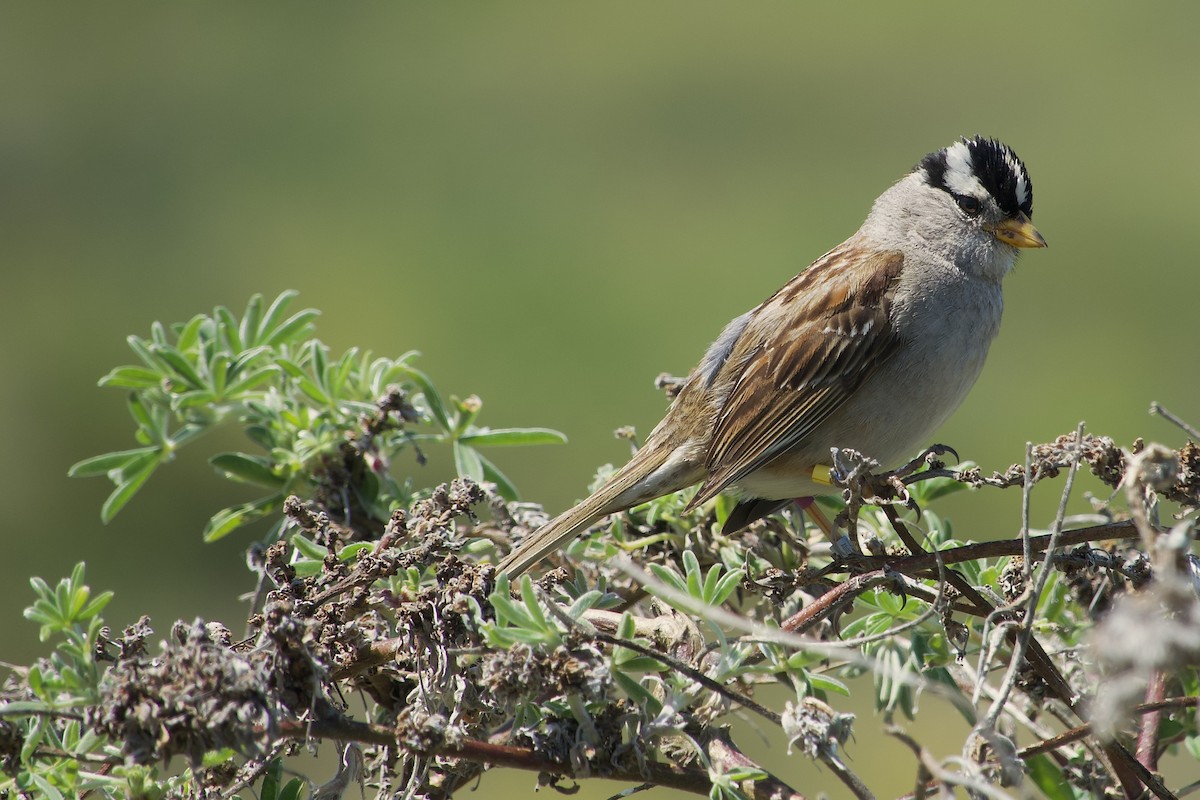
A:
[[496, 440, 697, 577]]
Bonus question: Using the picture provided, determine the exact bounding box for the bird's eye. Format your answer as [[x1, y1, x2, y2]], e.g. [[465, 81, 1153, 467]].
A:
[[954, 194, 982, 216]]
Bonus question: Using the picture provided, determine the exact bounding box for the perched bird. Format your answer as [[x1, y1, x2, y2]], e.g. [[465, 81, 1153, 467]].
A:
[[499, 137, 1046, 578]]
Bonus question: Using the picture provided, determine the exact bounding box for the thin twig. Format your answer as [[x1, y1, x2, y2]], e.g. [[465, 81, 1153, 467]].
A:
[[219, 746, 286, 800], [592, 630, 782, 726], [986, 426, 1084, 730], [706, 730, 808, 800], [819, 751, 875, 800], [779, 570, 891, 635], [30, 748, 121, 766], [851, 520, 1142, 576], [887, 725, 1017, 800], [534, 585, 782, 726], [0, 706, 86, 721], [1018, 696, 1200, 758], [1137, 670, 1169, 772], [1150, 402, 1200, 440]]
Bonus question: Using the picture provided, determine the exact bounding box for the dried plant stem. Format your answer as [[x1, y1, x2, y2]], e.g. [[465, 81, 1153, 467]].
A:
[[852, 519, 1141, 575], [275, 719, 809, 800], [1150, 401, 1200, 440], [985, 429, 1082, 731], [1019, 696, 1200, 758]]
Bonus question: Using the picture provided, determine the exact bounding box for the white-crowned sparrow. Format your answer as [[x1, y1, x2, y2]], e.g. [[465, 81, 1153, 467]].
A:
[[499, 136, 1046, 577]]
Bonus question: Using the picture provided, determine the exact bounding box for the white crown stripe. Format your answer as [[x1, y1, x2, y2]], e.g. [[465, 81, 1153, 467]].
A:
[[943, 141, 986, 198]]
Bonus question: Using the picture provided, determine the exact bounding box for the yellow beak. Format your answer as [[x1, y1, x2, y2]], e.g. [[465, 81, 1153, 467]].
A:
[[987, 212, 1047, 249]]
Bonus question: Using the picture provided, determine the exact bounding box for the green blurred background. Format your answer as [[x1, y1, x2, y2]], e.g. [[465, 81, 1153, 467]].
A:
[[3, 2, 1198, 796]]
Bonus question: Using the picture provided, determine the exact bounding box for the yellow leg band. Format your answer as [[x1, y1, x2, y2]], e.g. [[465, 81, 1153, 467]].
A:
[[811, 465, 833, 486]]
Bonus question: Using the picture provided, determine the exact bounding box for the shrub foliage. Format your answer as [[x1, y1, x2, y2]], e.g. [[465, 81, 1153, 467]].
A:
[[3, 293, 1198, 800]]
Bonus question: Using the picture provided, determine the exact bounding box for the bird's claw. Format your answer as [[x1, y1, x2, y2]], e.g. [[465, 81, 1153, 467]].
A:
[[886, 474, 921, 520], [892, 443, 959, 481]]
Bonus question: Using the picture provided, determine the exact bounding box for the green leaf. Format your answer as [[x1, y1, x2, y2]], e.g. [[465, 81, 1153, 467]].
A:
[[399, 364, 451, 430], [211, 306, 240, 354], [100, 453, 162, 523], [488, 626, 560, 646], [339, 542, 372, 562], [710, 568, 744, 606], [1027, 754, 1075, 800], [152, 344, 205, 389], [722, 767, 769, 783], [278, 778, 305, 800], [295, 374, 332, 406], [519, 576, 549, 631], [458, 427, 567, 447], [478, 452, 519, 500], [202, 748, 237, 768], [22, 715, 47, 761], [109, 449, 163, 485], [490, 595, 536, 631], [68, 447, 160, 478], [328, 347, 359, 396], [210, 453, 286, 488], [209, 352, 231, 397], [260, 757, 283, 800], [613, 652, 666, 672], [612, 671, 662, 717], [126, 394, 160, 439], [563, 591, 604, 620], [291, 559, 323, 577], [223, 365, 278, 397], [175, 313, 208, 353], [307, 340, 328, 386], [31, 775, 65, 800], [291, 534, 327, 560], [684, 551, 703, 598], [263, 309, 320, 348], [920, 477, 970, 502], [27, 665, 45, 698], [29, 576, 51, 601], [1183, 734, 1200, 761], [203, 493, 284, 542], [453, 441, 485, 482], [702, 562, 723, 601], [256, 291, 299, 343], [68, 583, 90, 619], [125, 333, 170, 373], [169, 422, 208, 448], [228, 344, 272, 375], [79, 590, 114, 621], [98, 366, 164, 389], [0, 700, 55, 715], [647, 563, 688, 595], [171, 389, 217, 410], [807, 673, 850, 696], [240, 294, 264, 352]]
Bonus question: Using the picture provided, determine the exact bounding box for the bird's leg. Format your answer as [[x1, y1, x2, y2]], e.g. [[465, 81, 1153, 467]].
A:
[[808, 502, 859, 558], [793, 497, 835, 537], [798, 497, 856, 558], [866, 443, 960, 520], [824, 449, 880, 558]]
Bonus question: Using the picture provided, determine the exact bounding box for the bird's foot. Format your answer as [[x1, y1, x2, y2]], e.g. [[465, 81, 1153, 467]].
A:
[[891, 443, 960, 481]]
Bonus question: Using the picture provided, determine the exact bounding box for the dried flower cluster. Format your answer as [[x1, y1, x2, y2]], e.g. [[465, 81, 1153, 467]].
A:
[[89, 620, 276, 767]]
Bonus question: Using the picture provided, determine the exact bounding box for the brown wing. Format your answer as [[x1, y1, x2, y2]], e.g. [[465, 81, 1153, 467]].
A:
[[689, 247, 905, 507]]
